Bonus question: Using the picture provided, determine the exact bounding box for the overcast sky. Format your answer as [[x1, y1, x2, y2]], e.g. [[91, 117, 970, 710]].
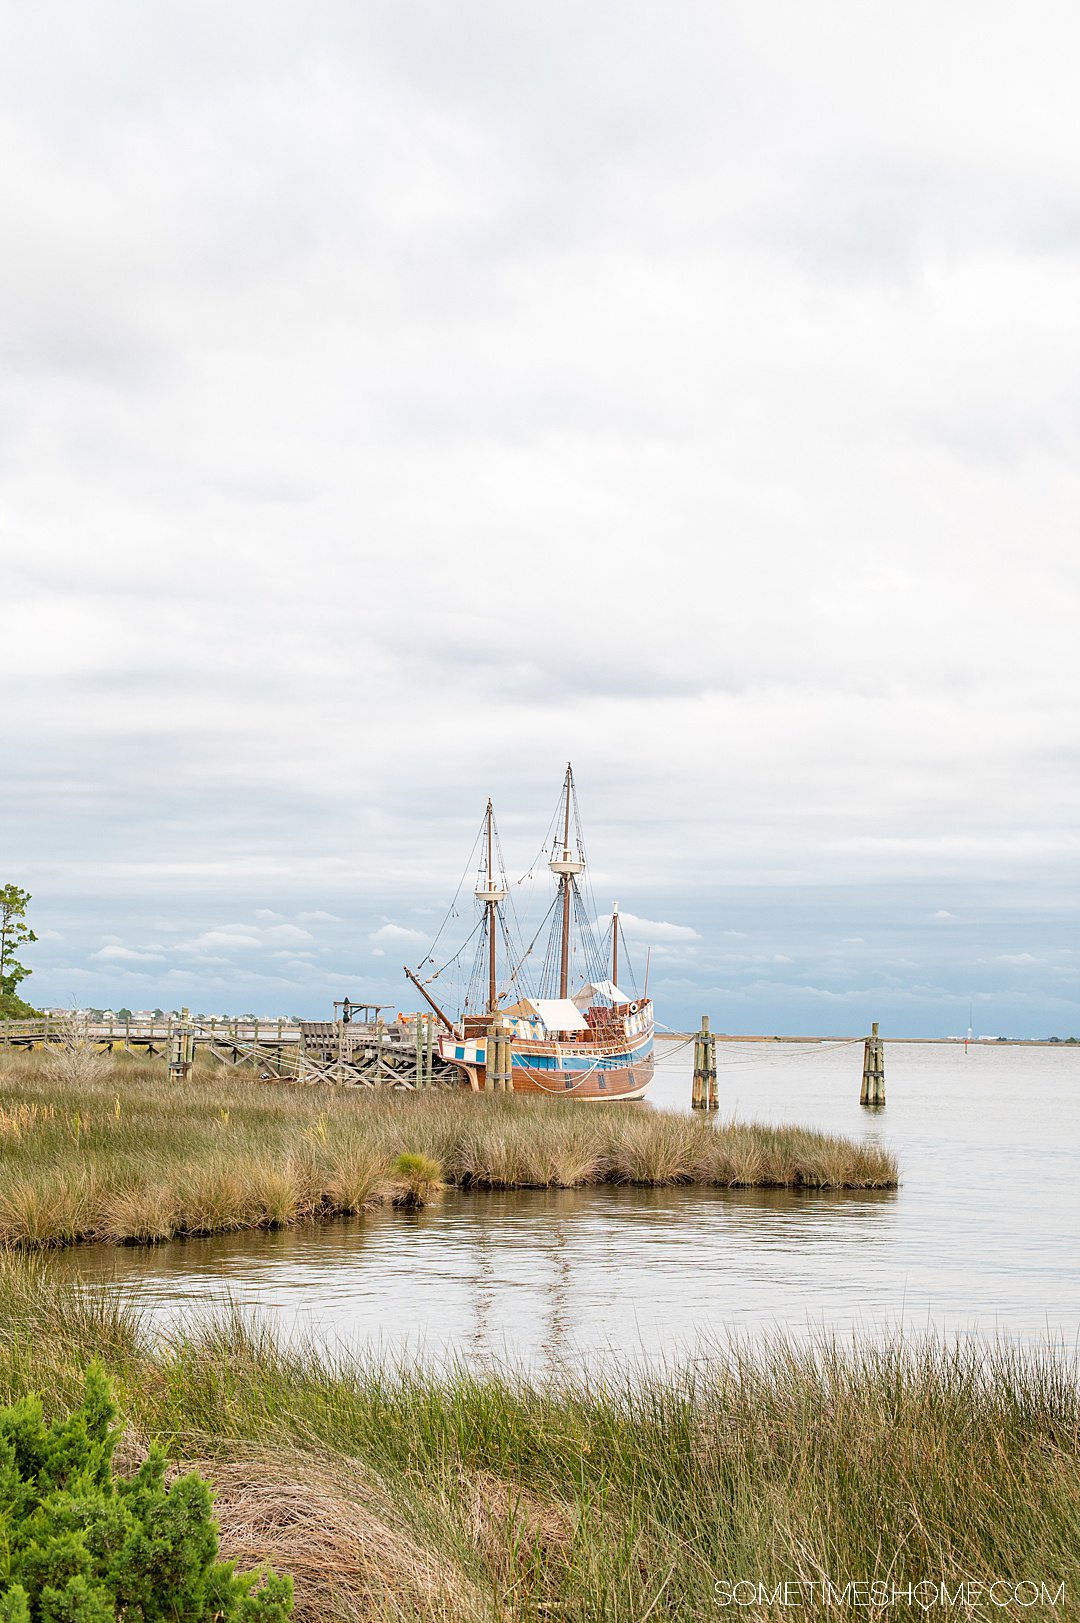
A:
[[3, 1, 1078, 1034]]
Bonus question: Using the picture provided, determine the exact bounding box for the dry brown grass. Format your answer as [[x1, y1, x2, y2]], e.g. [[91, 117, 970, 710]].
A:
[[0, 1102, 54, 1141], [185, 1450, 488, 1623], [461, 1469, 577, 1601], [40, 1015, 112, 1086]]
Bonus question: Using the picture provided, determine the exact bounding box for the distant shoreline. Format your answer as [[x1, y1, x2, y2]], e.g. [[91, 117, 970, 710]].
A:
[[658, 1033, 1076, 1046]]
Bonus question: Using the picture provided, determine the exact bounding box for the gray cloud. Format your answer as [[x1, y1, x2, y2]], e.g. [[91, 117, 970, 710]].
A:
[[1, 1, 1079, 1034]]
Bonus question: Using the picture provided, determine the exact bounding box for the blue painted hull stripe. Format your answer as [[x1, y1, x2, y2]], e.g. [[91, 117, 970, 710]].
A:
[[508, 1036, 654, 1073]]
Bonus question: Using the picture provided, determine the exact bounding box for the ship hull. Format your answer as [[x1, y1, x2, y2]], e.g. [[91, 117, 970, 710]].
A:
[[438, 1030, 655, 1100]]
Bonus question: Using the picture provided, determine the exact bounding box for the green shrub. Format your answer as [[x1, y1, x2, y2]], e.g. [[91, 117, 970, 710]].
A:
[[390, 1151, 443, 1207], [0, 1365, 291, 1621]]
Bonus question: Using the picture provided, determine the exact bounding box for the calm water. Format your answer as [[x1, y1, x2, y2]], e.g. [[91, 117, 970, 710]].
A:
[[56, 1040, 1080, 1367]]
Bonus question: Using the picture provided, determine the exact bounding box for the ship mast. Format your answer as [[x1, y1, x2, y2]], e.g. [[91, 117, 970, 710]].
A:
[[476, 797, 507, 1014], [611, 901, 618, 986], [548, 762, 585, 999]]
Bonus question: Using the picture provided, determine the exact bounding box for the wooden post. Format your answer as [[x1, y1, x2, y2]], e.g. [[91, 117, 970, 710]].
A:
[[415, 1015, 423, 1089], [861, 1021, 885, 1106], [167, 1007, 194, 1085], [692, 1017, 708, 1108], [486, 1020, 499, 1092], [692, 1017, 718, 1110], [424, 1012, 434, 1086]]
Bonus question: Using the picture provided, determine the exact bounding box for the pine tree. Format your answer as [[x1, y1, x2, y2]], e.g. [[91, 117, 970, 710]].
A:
[[0, 886, 38, 1019]]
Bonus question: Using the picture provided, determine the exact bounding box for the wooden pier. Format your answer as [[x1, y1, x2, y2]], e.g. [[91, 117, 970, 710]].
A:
[[0, 1013, 458, 1090]]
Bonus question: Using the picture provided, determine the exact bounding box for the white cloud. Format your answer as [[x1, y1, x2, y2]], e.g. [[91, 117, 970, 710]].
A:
[[297, 910, 342, 922], [369, 923, 428, 946], [90, 945, 164, 963], [261, 924, 314, 946], [931, 911, 956, 921], [610, 912, 701, 943], [174, 920, 313, 954], [181, 930, 263, 952]]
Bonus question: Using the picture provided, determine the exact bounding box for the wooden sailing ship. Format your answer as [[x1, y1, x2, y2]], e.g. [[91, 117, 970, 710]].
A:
[[406, 765, 655, 1100]]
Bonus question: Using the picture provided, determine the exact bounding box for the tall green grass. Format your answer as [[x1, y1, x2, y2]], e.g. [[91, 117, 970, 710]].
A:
[[0, 1258, 1074, 1621], [0, 1050, 897, 1251]]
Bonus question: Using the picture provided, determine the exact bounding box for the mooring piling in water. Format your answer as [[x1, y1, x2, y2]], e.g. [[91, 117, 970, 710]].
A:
[[692, 1015, 718, 1110], [861, 1020, 885, 1106], [692, 1020, 703, 1107]]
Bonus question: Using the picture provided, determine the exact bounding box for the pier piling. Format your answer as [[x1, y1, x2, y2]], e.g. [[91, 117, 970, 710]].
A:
[[485, 1021, 512, 1092], [166, 1006, 194, 1085], [692, 1016, 718, 1110], [486, 1020, 499, 1092], [861, 1021, 885, 1106]]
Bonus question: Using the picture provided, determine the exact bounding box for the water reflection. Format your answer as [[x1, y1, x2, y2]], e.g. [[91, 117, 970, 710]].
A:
[[52, 1040, 1080, 1364]]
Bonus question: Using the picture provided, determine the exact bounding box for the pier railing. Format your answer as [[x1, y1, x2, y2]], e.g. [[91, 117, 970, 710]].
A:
[[0, 1017, 304, 1049], [0, 1013, 457, 1091]]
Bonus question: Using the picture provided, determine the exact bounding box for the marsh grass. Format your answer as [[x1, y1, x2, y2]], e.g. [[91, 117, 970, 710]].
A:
[[0, 1050, 897, 1251], [391, 1152, 444, 1207], [0, 1258, 1075, 1621]]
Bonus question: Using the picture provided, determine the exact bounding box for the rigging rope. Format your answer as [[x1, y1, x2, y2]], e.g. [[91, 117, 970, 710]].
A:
[[419, 815, 485, 970]]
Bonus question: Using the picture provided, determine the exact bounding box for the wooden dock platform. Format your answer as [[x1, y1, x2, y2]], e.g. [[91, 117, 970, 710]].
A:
[[0, 1015, 458, 1090]]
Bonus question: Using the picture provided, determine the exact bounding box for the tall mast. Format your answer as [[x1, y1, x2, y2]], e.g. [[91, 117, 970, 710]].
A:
[[487, 800, 496, 1014], [548, 762, 584, 999], [559, 771, 572, 997], [611, 901, 618, 986], [476, 798, 506, 1015]]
